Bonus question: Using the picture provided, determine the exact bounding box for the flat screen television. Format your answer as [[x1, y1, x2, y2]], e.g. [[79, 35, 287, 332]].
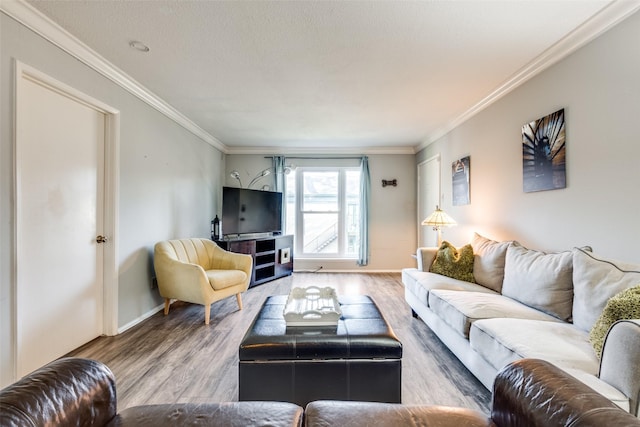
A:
[[222, 186, 283, 236]]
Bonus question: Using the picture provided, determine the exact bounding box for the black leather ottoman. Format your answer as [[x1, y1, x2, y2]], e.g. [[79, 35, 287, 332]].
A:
[[238, 294, 402, 406]]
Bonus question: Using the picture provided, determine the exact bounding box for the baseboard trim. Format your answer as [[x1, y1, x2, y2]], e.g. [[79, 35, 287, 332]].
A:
[[117, 302, 165, 334]]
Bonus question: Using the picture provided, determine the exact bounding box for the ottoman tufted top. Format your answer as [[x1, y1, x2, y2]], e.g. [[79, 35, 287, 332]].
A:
[[239, 294, 402, 361]]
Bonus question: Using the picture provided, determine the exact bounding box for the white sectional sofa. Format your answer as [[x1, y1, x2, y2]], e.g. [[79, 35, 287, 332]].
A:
[[402, 233, 640, 415]]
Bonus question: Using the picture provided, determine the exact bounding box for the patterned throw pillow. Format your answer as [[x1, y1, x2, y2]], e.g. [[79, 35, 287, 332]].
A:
[[429, 241, 475, 283], [589, 285, 640, 358]]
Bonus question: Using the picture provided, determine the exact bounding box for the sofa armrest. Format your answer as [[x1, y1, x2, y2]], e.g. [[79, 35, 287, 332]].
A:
[[210, 243, 253, 285], [416, 247, 439, 271], [492, 358, 640, 427], [0, 358, 117, 427], [599, 318, 640, 416]]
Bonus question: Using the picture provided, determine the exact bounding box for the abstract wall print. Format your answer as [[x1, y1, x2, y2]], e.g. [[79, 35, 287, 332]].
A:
[[522, 108, 566, 193], [452, 156, 470, 206]]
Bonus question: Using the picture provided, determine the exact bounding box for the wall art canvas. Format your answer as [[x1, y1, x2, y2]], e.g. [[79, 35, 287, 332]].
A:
[[522, 108, 566, 193], [452, 156, 470, 206]]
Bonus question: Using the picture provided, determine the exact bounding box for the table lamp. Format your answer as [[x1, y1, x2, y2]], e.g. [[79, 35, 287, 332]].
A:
[[422, 205, 457, 246]]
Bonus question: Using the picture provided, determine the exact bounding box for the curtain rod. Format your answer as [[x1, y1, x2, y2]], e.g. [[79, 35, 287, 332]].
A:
[[264, 156, 364, 160]]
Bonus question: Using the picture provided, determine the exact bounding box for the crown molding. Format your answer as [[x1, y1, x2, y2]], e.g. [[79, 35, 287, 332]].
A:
[[226, 145, 417, 156], [6, 0, 636, 156], [415, 0, 640, 153], [1, 0, 228, 153]]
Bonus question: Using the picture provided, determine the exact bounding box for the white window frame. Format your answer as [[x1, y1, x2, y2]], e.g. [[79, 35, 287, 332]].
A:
[[289, 166, 359, 259]]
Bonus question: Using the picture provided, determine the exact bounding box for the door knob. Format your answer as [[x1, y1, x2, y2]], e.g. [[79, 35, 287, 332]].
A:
[[96, 235, 108, 243]]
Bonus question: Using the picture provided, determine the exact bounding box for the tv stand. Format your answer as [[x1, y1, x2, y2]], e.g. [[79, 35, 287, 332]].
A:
[[214, 234, 293, 288]]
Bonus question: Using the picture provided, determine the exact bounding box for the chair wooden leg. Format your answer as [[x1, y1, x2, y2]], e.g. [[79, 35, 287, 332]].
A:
[[164, 298, 170, 315], [204, 304, 211, 325], [236, 293, 243, 310]]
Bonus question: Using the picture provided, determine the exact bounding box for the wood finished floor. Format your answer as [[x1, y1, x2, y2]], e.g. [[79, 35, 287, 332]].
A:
[[67, 272, 491, 413]]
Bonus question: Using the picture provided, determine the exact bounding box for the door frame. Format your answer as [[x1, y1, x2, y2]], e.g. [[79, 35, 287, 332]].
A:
[[12, 61, 120, 379], [417, 154, 441, 247]]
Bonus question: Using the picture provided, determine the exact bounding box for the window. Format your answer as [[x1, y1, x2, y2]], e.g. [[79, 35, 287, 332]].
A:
[[285, 167, 360, 258]]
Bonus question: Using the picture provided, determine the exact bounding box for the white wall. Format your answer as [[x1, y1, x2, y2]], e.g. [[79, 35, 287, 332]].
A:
[[225, 154, 417, 271], [1, 13, 224, 385], [417, 10, 640, 264]]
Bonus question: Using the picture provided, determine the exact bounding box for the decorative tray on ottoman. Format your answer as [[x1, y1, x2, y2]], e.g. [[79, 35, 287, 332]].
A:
[[283, 286, 342, 326]]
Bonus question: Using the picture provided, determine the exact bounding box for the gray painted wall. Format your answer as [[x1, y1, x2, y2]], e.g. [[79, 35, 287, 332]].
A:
[[1, 13, 224, 386], [2, 4, 637, 389], [416, 10, 640, 264], [225, 154, 417, 271]]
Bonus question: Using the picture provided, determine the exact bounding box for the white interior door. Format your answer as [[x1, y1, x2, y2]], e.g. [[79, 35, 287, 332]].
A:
[[16, 73, 105, 377], [417, 155, 441, 247]]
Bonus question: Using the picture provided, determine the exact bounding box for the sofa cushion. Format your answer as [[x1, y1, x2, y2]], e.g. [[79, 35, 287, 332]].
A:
[[572, 247, 640, 332], [403, 269, 496, 309], [428, 290, 560, 338], [115, 402, 304, 427], [304, 400, 493, 427], [429, 241, 475, 283], [501, 243, 574, 321], [470, 318, 599, 375], [471, 233, 511, 293]]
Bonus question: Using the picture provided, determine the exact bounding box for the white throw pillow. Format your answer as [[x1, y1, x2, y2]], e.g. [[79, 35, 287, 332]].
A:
[[502, 243, 574, 321], [470, 233, 511, 293], [572, 247, 640, 332]]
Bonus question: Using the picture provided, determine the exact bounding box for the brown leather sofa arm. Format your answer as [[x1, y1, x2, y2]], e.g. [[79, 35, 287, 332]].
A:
[[492, 358, 640, 427], [0, 357, 304, 427], [0, 357, 117, 427]]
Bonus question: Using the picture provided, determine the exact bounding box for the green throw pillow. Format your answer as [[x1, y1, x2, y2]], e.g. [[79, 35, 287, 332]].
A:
[[429, 241, 475, 283], [589, 284, 640, 358]]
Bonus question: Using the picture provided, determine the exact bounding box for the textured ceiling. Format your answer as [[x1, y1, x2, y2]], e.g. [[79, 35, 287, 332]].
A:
[[23, 0, 620, 152]]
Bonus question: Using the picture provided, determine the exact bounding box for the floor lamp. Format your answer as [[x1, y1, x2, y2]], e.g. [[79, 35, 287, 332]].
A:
[[422, 205, 457, 247]]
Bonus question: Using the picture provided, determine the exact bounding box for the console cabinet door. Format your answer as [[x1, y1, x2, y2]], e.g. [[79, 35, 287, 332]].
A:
[[275, 235, 294, 278]]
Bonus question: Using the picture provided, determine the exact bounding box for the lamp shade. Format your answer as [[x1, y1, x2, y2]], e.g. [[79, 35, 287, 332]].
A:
[[422, 206, 457, 228], [229, 170, 243, 188]]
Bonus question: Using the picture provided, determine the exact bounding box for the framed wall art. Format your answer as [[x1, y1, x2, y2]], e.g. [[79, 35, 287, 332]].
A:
[[452, 156, 470, 206], [522, 108, 566, 193]]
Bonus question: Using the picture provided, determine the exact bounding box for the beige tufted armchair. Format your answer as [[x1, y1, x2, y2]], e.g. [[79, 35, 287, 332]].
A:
[[154, 238, 253, 325]]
